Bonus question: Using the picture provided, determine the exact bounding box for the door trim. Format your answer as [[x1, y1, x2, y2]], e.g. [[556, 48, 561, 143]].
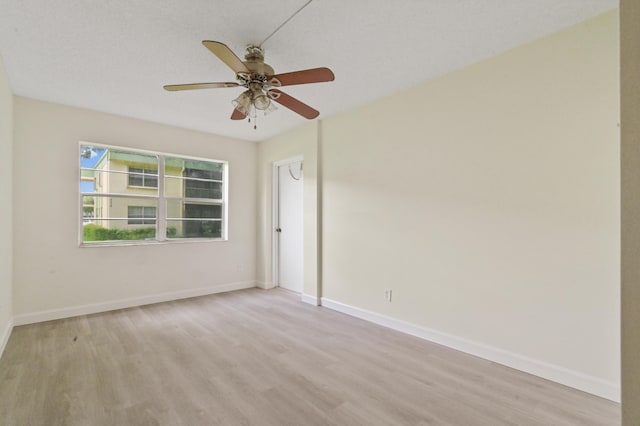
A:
[[272, 156, 304, 289]]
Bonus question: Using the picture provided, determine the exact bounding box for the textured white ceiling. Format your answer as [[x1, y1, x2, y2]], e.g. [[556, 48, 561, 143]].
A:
[[0, 0, 617, 142]]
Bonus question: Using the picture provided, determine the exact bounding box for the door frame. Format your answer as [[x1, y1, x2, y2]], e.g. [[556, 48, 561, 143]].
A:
[[272, 156, 304, 289]]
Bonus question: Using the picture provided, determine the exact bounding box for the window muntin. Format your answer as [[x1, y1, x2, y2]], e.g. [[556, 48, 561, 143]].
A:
[[80, 144, 227, 245]]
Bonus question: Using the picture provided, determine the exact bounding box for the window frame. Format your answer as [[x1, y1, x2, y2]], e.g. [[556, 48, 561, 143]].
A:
[[79, 142, 229, 247]]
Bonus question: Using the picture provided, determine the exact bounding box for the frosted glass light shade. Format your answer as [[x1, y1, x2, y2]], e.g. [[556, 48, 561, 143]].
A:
[[253, 92, 271, 110], [232, 91, 252, 115]]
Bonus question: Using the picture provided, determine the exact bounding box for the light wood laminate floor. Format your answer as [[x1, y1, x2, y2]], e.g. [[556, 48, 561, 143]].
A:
[[0, 288, 620, 425]]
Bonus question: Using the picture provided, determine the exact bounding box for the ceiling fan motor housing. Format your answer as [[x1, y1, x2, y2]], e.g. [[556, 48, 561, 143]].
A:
[[242, 45, 274, 77]]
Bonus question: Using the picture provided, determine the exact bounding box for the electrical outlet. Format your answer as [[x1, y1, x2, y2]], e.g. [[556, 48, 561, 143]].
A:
[[384, 288, 392, 302]]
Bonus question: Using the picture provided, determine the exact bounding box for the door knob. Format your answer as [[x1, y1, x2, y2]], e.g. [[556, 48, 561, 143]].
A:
[[276, 227, 282, 233]]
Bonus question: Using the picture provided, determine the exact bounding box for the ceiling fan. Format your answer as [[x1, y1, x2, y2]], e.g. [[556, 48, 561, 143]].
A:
[[164, 41, 335, 122]]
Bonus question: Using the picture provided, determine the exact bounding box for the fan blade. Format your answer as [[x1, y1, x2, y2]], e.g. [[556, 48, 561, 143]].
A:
[[269, 89, 319, 119], [270, 67, 335, 87], [164, 82, 239, 91], [231, 108, 246, 120], [202, 41, 250, 74]]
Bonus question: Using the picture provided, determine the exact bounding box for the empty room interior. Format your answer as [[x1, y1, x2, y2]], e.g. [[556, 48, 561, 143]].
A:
[[1, 1, 639, 425]]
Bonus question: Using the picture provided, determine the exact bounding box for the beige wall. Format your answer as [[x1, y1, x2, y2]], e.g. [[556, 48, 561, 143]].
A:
[[320, 11, 619, 397], [12, 98, 257, 316], [0, 54, 13, 349], [621, 1, 640, 423], [257, 121, 320, 299]]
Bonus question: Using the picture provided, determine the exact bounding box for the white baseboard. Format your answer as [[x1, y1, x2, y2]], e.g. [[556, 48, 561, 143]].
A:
[[256, 281, 275, 290], [301, 293, 319, 306], [320, 297, 620, 403], [13, 281, 257, 326], [0, 318, 13, 360]]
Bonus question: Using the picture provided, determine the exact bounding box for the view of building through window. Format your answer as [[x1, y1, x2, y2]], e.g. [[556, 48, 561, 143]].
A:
[[80, 144, 227, 244], [128, 167, 158, 188]]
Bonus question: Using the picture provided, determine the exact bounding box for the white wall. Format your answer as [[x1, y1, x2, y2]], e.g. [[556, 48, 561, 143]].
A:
[[0, 55, 13, 354], [256, 121, 320, 300], [12, 98, 257, 320], [320, 11, 620, 398], [621, 1, 640, 423]]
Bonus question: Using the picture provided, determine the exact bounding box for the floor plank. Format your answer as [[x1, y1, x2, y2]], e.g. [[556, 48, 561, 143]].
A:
[[0, 288, 620, 425]]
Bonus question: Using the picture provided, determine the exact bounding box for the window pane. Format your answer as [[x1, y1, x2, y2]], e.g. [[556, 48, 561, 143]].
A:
[[166, 201, 222, 239], [186, 180, 222, 199], [185, 203, 221, 218], [164, 177, 223, 199], [166, 200, 222, 219], [127, 206, 157, 225], [82, 195, 96, 224], [83, 196, 157, 242], [164, 176, 182, 198], [80, 151, 158, 196], [164, 156, 223, 199], [166, 219, 222, 239], [165, 157, 224, 179], [80, 145, 107, 193], [109, 150, 158, 169]]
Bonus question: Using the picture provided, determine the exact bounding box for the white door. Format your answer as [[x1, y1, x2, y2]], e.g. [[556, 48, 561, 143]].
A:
[[276, 160, 303, 293]]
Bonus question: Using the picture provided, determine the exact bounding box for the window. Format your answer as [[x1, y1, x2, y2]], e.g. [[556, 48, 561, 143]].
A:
[[128, 167, 158, 188], [79, 144, 227, 245], [165, 157, 225, 239], [128, 206, 157, 225]]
